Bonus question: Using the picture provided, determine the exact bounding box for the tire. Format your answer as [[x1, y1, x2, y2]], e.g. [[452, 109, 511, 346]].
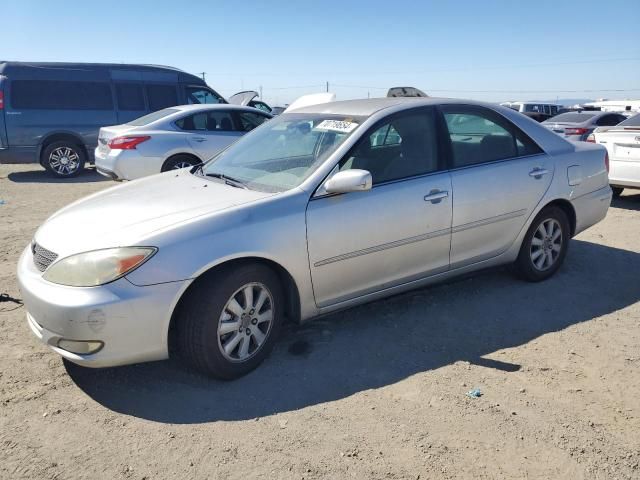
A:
[[177, 263, 284, 380], [161, 154, 200, 173], [42, 141, 86, 178], [611, 186, 624, 198], [514, 206, 570, 282]]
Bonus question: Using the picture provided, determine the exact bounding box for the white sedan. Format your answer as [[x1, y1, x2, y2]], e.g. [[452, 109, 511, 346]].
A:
[[95, 105, 272, 181], [588, 113, 640, 197]]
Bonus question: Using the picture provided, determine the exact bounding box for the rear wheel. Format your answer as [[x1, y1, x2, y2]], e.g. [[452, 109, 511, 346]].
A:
[[177, 263, 284, 379], [42, 141, 85, 178], [611, 186, 624, 198], [161, 154, 200, 172], [514, 206, 570, 282]]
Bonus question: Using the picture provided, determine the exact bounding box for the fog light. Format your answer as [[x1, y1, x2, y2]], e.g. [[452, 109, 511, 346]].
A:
[[56, 339, 104, 355]]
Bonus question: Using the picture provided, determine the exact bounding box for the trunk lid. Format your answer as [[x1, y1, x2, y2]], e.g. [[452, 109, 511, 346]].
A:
[[228, 91, 258, 106], [96, 124, 136, 153]]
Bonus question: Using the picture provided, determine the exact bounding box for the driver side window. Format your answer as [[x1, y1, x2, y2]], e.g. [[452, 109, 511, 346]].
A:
[[340, 108, 439, 185]]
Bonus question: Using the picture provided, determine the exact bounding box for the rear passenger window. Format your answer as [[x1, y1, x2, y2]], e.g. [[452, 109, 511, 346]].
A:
[[11, 80, 113, 110], [115, 83, 145, 110], [442, 107, 542, 168], [176, 110, 236, 131], [340, 108, 439, 185], [237, 112, 269, 131], [146, 84, 178, 111]]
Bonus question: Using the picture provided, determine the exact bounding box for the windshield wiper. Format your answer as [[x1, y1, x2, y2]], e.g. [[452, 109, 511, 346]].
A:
[[205, 172, 248, 189]]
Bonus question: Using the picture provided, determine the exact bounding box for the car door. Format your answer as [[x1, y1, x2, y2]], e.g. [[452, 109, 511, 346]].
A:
[[306, 107, 452, 307], [440, 105, 552, 269], [176, 110, 244, 159]]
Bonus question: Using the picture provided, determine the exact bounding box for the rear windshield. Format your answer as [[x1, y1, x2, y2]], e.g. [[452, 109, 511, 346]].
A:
[[619, 114, 640, 127], [546, 112, 597, 123], [126, 108, 179, 126]]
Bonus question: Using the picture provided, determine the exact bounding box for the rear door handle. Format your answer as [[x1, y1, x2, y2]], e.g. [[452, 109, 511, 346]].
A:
[[424, 190, 449, 203], [192, 137, 207, 142], [529, 168, 549, 178]]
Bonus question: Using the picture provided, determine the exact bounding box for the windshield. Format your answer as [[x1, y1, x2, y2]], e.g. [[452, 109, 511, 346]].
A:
[[126, 108, 180, 126], [201, 113, 362, 192], [545, 112, 597, 123], [619, 114, 640, 127]]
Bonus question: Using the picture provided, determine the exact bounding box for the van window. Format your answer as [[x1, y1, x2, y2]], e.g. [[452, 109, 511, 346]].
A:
[[146, 84, 178, 111], [115, 83, 145, 110], [126, 108, 180, 126], [11, 80, 113, 110], [186, 87, 223, 105]]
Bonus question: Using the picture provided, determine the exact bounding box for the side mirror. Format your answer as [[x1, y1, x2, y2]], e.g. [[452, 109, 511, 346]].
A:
[[323, 169, 372, 194]]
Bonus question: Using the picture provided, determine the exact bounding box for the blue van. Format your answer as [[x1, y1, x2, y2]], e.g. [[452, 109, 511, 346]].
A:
[[0, 62, 225, 177]]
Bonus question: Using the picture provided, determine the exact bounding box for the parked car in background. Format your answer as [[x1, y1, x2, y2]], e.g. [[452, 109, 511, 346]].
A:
[[588, 113, 640, 197], [500, 101, 563, 122], [19, 97, 611, 379], [228, 91, 272, 114], [0, 61, 225, 177], [542, 111, 627, 141], [270, 106, 287, 116], [95, 104, 271, 181]]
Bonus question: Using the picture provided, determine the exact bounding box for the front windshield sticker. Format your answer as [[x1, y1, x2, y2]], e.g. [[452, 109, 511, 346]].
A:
[[314, 119, 359, 133]]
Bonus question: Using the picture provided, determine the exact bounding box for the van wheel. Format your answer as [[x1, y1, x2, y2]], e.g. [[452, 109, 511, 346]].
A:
[[161, 154, 200, 172], [514, 206, 570, 282], [177, 263, 284, 380], [611, 187, 623, 198], [42, 141, 85, 178]]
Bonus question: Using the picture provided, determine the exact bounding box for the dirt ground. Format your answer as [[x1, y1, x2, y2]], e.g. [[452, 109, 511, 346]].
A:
[[1, 164, 639, 480]]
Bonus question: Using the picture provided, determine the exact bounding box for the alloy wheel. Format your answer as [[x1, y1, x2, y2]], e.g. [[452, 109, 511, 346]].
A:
[[49, 147, 80, 175], [217, 282, 274, 362], [530, 218, 563, 271]]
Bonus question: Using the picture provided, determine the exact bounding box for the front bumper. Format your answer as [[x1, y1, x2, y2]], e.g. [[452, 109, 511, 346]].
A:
[[17, 245, 189, 368]]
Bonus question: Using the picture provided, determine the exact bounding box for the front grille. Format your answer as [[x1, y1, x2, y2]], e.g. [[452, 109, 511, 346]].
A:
[[32, 242, 58, 272]]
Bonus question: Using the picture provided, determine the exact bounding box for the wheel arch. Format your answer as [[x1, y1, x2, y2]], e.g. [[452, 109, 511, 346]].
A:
[[161, 152, 203, 172], [167, 256, 302, 354], [542, 198, 577, 237], [38, 132, 88, 166]]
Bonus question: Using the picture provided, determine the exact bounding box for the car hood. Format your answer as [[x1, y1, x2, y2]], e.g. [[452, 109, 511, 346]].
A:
[[34, 170, 273, 258]]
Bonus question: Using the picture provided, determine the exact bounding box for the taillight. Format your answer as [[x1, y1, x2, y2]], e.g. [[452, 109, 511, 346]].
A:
[[565, 127, 590, 136], [604, 151, 609, 173], [0, 91, 4, 110], [108, 135, 150, 150], [586, 133, 595, 143]]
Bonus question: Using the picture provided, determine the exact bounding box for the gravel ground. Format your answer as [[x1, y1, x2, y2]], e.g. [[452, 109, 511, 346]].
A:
[[1, 164, 639, 480]]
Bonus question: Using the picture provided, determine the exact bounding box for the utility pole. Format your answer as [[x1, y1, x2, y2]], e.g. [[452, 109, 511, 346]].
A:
[[259, 85, 263, 99], [199, 72, 206, 82], [326, 81, 329, 93]]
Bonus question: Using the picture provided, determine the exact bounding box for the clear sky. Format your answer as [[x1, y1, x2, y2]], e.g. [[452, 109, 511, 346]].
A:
[[3, 0, 639, 105]]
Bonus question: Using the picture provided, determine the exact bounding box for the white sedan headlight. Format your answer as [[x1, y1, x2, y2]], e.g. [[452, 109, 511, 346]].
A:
[[43, 247, 157, 287]]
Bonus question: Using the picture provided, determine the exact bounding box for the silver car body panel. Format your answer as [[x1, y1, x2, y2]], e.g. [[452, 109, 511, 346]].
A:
[[18, 97, 612, 367]]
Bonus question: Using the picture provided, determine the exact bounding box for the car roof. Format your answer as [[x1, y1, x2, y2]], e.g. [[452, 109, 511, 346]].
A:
[[170, 104, 272, 114], [291, 97, 506, 117]]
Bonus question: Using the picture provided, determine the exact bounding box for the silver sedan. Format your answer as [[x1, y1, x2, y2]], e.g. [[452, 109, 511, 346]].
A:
[[95, 104, 272, 181], [18, 97, 612, 379]]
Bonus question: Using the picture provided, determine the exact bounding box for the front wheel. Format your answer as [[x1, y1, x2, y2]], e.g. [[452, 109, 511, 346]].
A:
[[42, 141, 86, 178], [177, 264, 284, 379], [514, 206, 570, 282]]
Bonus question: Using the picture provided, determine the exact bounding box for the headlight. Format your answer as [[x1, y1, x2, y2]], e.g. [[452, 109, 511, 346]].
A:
[[42, 247, 157, 287]]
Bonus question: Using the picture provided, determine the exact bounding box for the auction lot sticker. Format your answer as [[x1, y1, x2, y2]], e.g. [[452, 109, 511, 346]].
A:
[[315, 119, 359, 133]]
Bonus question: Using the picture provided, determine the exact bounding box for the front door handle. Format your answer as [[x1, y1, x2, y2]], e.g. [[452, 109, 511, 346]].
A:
[[424, 190, 449, 203], [192, 137, 207, 142], [529, 168, 549, 178]]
